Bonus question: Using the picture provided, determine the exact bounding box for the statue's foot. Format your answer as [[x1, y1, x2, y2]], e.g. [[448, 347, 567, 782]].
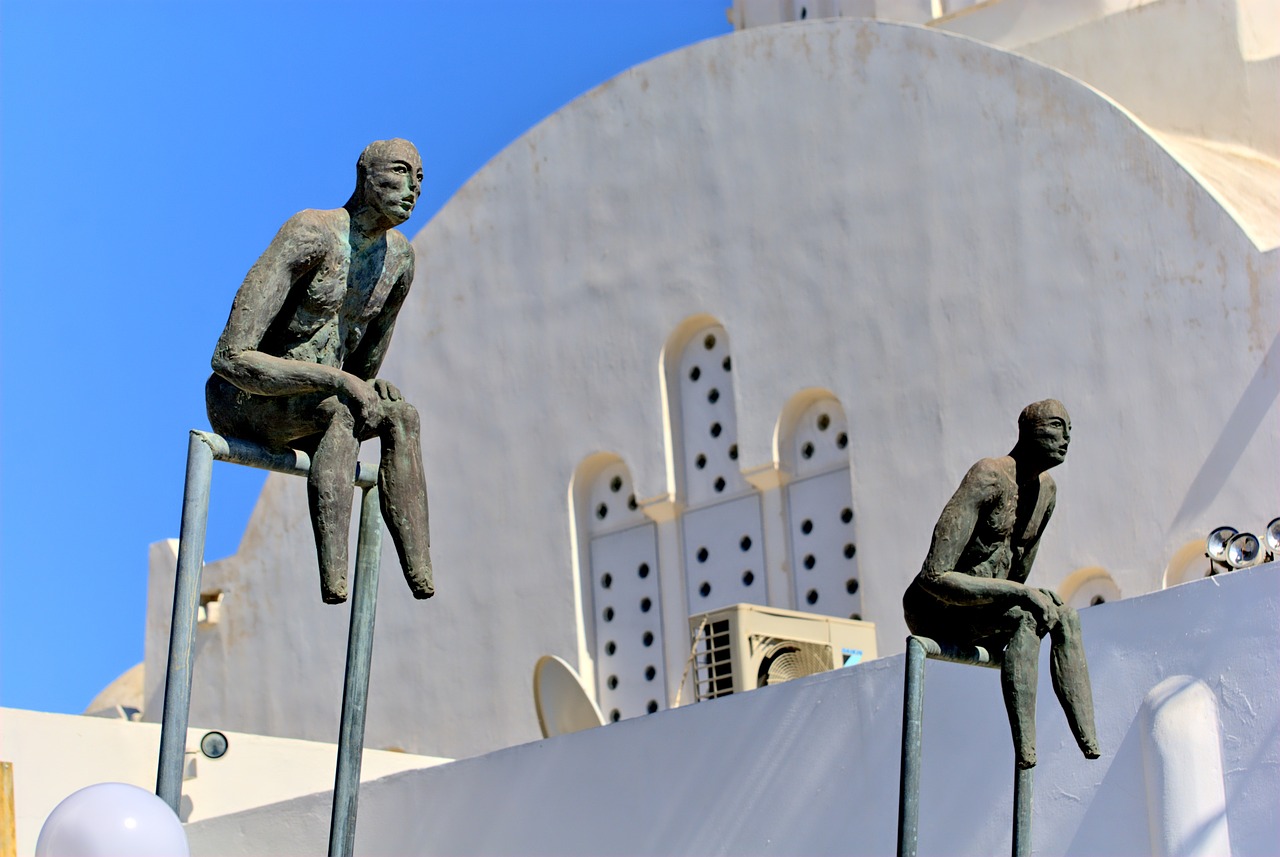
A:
[[406, 559, 434, 600], [321, 577, 349, 605], [1079, 738, 1101, 760]]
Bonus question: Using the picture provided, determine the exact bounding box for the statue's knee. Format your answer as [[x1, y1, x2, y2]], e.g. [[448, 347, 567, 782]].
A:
[[1059, 605, 1081, 633], [386, 399, 420, 433], [317, 396, 357, 431], [1006, 606, 1038, 632]]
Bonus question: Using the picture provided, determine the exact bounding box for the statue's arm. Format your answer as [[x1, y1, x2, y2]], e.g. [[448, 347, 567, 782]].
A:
[[211, 213, 354, 398], [1010, 479, 1056, 584], [344, 240, 413, 382], [915, 462, 1041, 608]]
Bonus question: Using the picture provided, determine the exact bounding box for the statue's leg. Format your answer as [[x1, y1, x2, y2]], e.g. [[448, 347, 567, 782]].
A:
[[373, 399, 433, 599], [309, 400, 361, 604], [1001, 607, 1042, 769], [1049, 606, 1100, 759]]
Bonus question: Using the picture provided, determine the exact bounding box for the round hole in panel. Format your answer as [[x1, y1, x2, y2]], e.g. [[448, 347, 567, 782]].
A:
[[607, 675, 618, 690], [628, 494, 638, 510], [728, 444, 738, 460], [801, 442, 814, 459], [603, 606, 615, 622], [844, 543, 856, 559], [610, 710, 621, 723], [817, 414, 830, 431], [803, 554, 816, 570], [638, 562, 650, 579], [1090, 595, 1106, 606], [609, 476, 623, 493], [645, 665, 656, 681], [689, 366, 701, 382], [596, 503, 608, 520], [742, 570, 755, 586], [605, 641, 617, 656], [640, 597, 652, 613], [836, 432, 848, 449], [601, 573, 613, 589], [647, 700, 659, 714], [710, 422, 722, 438], [695, 454, 707, 470], [722, 356, 732, 371], [806, 589, 819, 605], [642, 631, 654, 647], [739, 535, 752, 551], [696, 548, 709, 563], [699, 581, 712, 598], [704, 334, 716, 350], [801, 519, 813, 535], [708, 388, 720, 404], [850, 613, 862, 621], [840, 508, 853, 524], [845, 578, 859, 594], [714, 477, 726, 493]]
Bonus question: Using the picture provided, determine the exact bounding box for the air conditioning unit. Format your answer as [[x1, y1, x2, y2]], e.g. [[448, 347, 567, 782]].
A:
[[688, 603, 877, 701]]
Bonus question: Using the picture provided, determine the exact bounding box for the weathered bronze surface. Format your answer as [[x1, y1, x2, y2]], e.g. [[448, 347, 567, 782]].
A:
[[904, 400, 1099, 768], [207, 139, 432, 604]]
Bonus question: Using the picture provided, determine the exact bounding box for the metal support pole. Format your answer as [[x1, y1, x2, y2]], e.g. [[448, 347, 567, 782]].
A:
[[328, 485, 383, 857], [156, 431, 214, 812], [897, 636, 927, 857], [1012, 763, 1034, 857]]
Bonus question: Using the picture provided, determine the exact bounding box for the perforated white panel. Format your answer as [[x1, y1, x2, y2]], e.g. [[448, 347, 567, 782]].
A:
[[681, 495, 768, 614], [589, 523, 666, 722], [785, 469, 863, 620], [586, 459, 647, 537], [786, 399, 850, 479], [677, 325, 749, 506]]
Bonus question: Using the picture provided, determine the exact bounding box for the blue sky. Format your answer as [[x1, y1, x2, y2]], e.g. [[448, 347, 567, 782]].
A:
[[0, 0, 730, 714]]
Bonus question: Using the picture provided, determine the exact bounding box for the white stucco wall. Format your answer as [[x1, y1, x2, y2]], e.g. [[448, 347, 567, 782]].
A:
[[148, 19, 1279, 761], [0, 710, 448, 856], [184, 565, 1280, 856]]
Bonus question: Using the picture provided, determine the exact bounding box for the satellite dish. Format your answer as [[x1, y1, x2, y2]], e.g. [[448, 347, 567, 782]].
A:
[[1226, 532, 1262, 569], [1205, 526, 1237, 561], [533, 655, 606, 739]]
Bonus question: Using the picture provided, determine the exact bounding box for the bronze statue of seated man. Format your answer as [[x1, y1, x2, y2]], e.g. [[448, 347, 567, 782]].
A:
[[207, 139, 432, 604], [904, 399, 1099, 769]]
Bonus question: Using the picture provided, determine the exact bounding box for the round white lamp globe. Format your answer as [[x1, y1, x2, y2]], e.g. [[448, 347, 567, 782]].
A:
[[35, 783, 189, 857]]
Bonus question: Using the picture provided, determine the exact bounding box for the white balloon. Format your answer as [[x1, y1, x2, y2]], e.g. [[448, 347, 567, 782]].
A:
[[35, 783, 189, 857]]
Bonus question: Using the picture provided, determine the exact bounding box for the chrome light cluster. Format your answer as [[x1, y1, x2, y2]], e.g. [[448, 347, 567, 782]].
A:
[[1205, 518, 1280, 573]]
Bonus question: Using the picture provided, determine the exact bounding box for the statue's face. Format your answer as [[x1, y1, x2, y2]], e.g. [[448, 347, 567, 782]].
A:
[[1029, 406, 1071, 467], [364, 143, 423, 226]]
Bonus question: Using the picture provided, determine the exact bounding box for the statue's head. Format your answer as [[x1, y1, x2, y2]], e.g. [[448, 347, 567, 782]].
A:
[[1017, 399, 1071, 469], [348, 139, 423, 228]]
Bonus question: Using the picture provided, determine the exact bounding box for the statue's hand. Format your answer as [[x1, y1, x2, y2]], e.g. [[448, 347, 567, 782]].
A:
[[342, 376, 382, 425], [1023, 587, 1060, 632], [372, 379, 404, 402]]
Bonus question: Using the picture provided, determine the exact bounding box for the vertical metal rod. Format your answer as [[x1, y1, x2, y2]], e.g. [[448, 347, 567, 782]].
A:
[[1012, 763, 1034, 857], [897, 636, 927, 857], [329, 485, 383, 857], [156, 432, 214, 813]]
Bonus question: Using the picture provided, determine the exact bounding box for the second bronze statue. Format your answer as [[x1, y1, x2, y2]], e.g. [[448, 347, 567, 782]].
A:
[[207, 139, 432, 604]]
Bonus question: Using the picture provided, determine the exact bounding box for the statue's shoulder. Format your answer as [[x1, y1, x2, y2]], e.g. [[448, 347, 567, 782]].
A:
[[276, 208, 347, 248], [1038, 471, 1058, 499], [385, 227, 414, 260], [962, 456, 1014, 497]]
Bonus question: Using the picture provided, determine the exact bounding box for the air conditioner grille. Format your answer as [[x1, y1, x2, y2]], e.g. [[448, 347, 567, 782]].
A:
[[693, 619, 734, 700], [753, 637, 831, 687]]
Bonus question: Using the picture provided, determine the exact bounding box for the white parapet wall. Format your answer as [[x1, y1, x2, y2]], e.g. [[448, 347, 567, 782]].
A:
[[0, 710, 449, 856], [184, 564, 1279, 855], [148, 17, 1279, 762]]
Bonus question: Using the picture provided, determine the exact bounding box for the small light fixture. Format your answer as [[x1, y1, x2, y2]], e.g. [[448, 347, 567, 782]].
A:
[[199, 731, 228, 759], [1206, 526, 1237, 574], [1265, 517, 1280, 554], [1225, 532, 1263, 569]]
